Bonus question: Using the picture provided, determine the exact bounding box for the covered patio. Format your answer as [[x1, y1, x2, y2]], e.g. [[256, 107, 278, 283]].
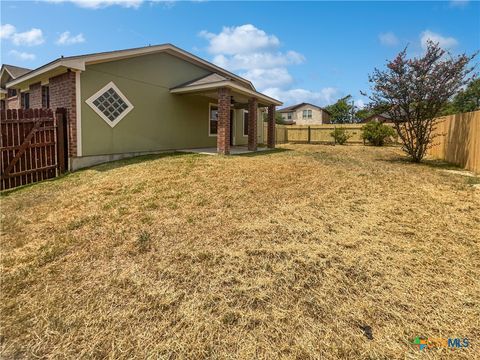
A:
[[171, 73, 282, 155]]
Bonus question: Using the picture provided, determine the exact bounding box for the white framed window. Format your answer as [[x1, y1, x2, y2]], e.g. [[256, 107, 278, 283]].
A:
[[243, 110, 249, 136], [287, 112, 292, 120], [302, 109, 312, 119], [86, 81, 133, 128], [209, 103, 218, 136]]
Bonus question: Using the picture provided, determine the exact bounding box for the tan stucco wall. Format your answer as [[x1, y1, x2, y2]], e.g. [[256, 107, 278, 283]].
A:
[[281, 105, 328, 125], [80, 52, 221, 156]]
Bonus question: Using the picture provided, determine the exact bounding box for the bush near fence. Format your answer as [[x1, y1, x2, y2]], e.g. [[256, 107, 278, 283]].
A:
[[427, 110, 480, 173]]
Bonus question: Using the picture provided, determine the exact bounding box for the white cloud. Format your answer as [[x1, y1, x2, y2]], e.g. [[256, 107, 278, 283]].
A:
[[450, 0, 469, 7], [240, 68, 294, 89], [46, 0, 144, 8], [264, 87, 338, 107], [379, 32, 398, 46], [420, 30, 458, 51], [354, 99, 366, 109], [212, 51, 304, 71], [56, 31, 86, 45], [199, 24, 280, 55], [200, 24, 337, 107], [9, 50, 36, 61], [11, 28, 45, 46], [0, 24, 16, 39]]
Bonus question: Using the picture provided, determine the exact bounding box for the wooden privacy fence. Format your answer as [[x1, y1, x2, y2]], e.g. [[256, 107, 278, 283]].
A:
[[427, 110, 480, 173], [264, 123, 369, 145], [1, 108, 68, 190]]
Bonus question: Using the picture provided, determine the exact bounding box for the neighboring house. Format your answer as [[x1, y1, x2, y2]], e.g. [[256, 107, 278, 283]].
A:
[[3, 44, 282, 170], [361, 113, 392, 123], [0, 65, 32, 110], [277, 103, 331, 125]]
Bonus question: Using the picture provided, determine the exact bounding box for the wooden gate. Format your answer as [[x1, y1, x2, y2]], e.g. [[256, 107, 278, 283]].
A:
[[0, 108, 67, 190]]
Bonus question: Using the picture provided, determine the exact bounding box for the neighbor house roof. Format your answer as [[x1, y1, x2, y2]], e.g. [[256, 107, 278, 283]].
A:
[[278, 102, 331, 115], [6, 44, 255, 91], [1, 64, 32, 79], [362, 112, 392, 122]]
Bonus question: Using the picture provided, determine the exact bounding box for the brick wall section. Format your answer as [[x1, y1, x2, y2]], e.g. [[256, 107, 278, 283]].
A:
[[29, 83, 42, 109], [6, 95, 20, 110], [248, 97, 258, 151], [49, 71, 77, 157], [217, 87, 231, 155], [267, 104, 276, 148]]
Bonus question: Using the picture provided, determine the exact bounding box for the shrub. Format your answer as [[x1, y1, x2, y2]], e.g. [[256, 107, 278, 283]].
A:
[[330, 127, 351, 145], [361, 121, 396, 146]]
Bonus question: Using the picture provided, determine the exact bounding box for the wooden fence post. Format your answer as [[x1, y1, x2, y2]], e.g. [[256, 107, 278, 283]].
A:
[[56, 108, 67, 174], [308, 126, 311, 144]]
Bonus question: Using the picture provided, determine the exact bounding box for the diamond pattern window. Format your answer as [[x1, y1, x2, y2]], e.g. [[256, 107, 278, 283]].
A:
[[86, 82, 133, 127]]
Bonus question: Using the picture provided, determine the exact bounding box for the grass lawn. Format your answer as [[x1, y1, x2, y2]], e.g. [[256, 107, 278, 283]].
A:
[[1, 144, 479, 359]]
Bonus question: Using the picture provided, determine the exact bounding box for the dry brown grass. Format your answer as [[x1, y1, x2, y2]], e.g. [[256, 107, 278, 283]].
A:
[[1, 144, 479, 359]]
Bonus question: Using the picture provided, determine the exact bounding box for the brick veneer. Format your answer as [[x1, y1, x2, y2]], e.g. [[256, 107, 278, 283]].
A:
[[267, 104, 276, 148], [248, 97, 258, 151], [49, 71, 77, 157], [217, 87, 231, 155], [6, 95, 20, 110], [29, 82, 42, 109]]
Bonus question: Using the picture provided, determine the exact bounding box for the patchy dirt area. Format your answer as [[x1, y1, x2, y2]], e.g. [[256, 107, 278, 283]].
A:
[[1, 144, 479, 359]]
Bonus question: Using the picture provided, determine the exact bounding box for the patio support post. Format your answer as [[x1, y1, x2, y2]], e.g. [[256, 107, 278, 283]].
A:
[[267, 104, 276, 148], [248, 97, 258, 151], [217, 87, 231, 155]]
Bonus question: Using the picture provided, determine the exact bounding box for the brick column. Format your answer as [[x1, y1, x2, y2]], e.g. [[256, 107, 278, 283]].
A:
[[49, 71, 77, 158], [267, 104, 276, 148], [217, 87, 231, 155], [248, 98, 258, 151]]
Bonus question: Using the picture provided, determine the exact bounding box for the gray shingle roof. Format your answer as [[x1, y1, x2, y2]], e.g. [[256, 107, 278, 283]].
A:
[[2, 64, 32, 79]]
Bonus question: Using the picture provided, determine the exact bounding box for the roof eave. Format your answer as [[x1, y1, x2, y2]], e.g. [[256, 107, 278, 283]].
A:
[[171, 80, 282, 106], [6, 44, 256, 92], [7, 59, 85, 88]]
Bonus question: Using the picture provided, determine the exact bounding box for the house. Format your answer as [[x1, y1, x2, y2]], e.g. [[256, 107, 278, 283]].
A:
[[360, 113, 392, 123], [277, 102, 330, 125], [2, 44, 282, 170], [0, 65, 32, 110]]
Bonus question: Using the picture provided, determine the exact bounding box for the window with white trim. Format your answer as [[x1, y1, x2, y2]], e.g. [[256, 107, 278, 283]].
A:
[[287, 112, 292, 120], [86, 82, 133, 128], [302, 109, 312, 119], [243, 110, 249, 136], [209, 104, 218, 135]]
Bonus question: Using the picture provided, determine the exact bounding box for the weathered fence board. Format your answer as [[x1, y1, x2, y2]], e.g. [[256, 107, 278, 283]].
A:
[[1, 108, 67, 190], [427, 110, 480, 173]]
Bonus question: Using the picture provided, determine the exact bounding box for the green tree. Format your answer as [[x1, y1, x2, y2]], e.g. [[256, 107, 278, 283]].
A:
[[442, 78, 480, 115], [365, 41, 476, 162], [325, 95, 354, 123]]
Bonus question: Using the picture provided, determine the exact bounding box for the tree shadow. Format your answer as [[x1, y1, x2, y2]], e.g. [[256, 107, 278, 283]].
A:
[[378, 154, 464, 171]]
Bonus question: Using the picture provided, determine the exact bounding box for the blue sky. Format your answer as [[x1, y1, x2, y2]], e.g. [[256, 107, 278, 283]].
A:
[[1, 1, 479, 107]]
